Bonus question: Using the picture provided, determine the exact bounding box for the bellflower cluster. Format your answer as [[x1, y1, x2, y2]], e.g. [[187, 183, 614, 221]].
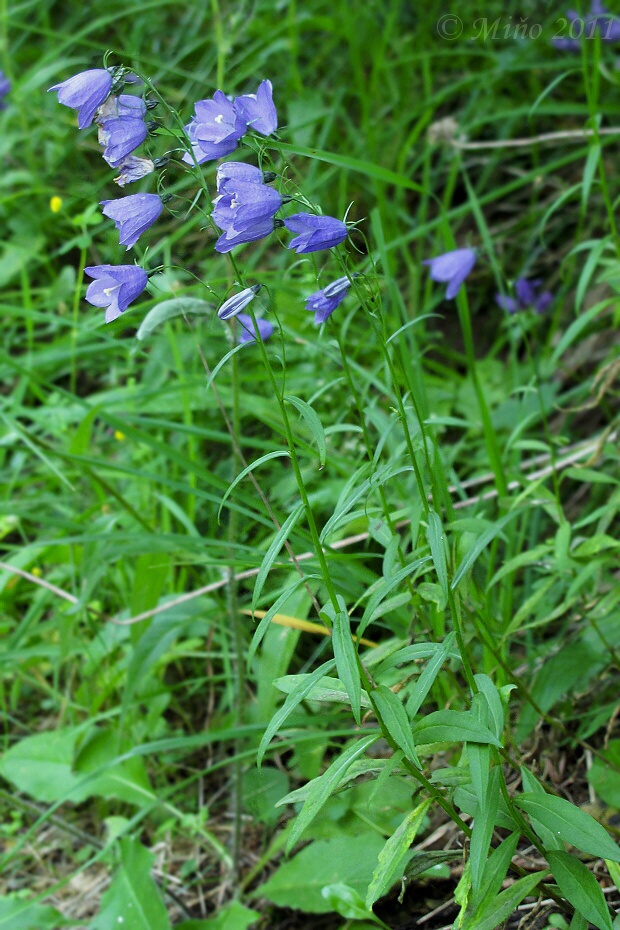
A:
[[182, 80, 278, 166], [496, 277, 553, 315], [424, 248, 476, 300], [0, 71, 10, 110], [50, 66, 352, 326]]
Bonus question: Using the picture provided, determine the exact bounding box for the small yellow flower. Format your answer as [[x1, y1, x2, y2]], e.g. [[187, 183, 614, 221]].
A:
[[50, 196, 63, 213], [31, 567, 42, 577], [114, 430, 126, 441]]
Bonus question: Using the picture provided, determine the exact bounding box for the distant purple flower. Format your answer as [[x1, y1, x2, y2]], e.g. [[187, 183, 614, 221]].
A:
[[217, 284, 261, 320], [496, 277, 553, 315], [99, 118, 148, 166], [235, 80, 278, 136], [213, 179, 282, 253], [552, 2, 620, 50], [84, 264, 148, 323], [0, 71, 10, 110], [306, 276, 352, 324], [423, 248, 476, 299], [100, 193, 164, 249], [48, 69, 113, 129], [216, 161, 265, 191], [284, 213, 348, 253], [237, 312, 274, 344], [113, 155, 155, 187]]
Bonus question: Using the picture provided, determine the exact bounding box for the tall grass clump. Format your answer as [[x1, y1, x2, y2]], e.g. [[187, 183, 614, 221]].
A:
[[2, 2, 620, 928]]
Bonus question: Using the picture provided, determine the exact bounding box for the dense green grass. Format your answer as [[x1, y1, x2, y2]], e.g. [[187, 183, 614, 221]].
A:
[[2, 1, 620, 928]]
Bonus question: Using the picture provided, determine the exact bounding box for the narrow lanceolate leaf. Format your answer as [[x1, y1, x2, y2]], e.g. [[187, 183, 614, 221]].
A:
[[514, 793, 620, 861], [426, 510, 449, 597], [218, 450, 291, 522], [252, 504, 304, 610], [285, 394, 327, 468], [547, 851, 613, 930], [286, 733, 379, 851], [257, 658, 337, 766], [406, 632, 455, 718], [474, 832, 520, 911], [366, 799, 431, 907], [372, 685, 419, 766], [322, 601, 362, 725], [414, 710, 502, 747], [469, 765, 500, 897], [451, 512, 516, 590], [463, 871, 545, 930]]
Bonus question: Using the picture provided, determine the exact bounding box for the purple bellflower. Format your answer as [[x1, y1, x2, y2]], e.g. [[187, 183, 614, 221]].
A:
[[99, 118, 148, 166], [496, 277, 553, 315], [182, 91, 247, 164], [113, 155, 156, 187], [96, 94, 147, 123], [236, 312, 274, 344], [423, 248, 476, 299], [234, 80, 278, 136], [216, 161, 265, 190], [0, 71, 10, 110], [306, 276, 352, 324], [284, 213, 348, 253], [100, 193, 164, 249], [48, 69, 113, 129], [217, 284, 262, 320], [84, 264, 148, 323], [212, 179, 282, 253]]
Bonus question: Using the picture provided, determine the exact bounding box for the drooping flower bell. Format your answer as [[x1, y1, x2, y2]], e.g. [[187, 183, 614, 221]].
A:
[[113, 156, 156, 187], [48, 68, 114, 129], [84, 264, 148, 323], [100, 193, 164, 249], [234, 80, 278, 136], [236, 312, 274, 344], [99, 118, 148, 166], [305, 276, 353, 324], [284, 213, 348, 253], [423, 248, 476, 299], [212, 180, 282, 253]]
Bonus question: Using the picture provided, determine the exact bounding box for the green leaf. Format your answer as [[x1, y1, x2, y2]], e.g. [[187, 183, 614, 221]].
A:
[[257, 658, 336, 766], [89, 837, 171, 930], [278, 142, 425, 193], [366, 799, 431, 906], [285, 394, 327, 468], [372, 685, 419, 766], [256, 835, 385, 913], [274, 674, 372, 708], [414, 710, 502, 747], [451, 512, 515, 590], [0, 897, 67, 930], [218, 450, 291, 522], [463, 871, 545, 930], [322, 599, 362, 725], [547, 851, 613, 930], [285, 733, 379, 851], [515, 793, 620, 861], [405, 632, 456, 718], [469, 764, 500, 896], [473, 832, 520, 911], [322, 884, 380, 922], [136, 297, 213, 340], [252, 504, 304, 610], [175, 902, 260, 929], [242, 767, 289, 827], [426, 510, 448, 597]]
